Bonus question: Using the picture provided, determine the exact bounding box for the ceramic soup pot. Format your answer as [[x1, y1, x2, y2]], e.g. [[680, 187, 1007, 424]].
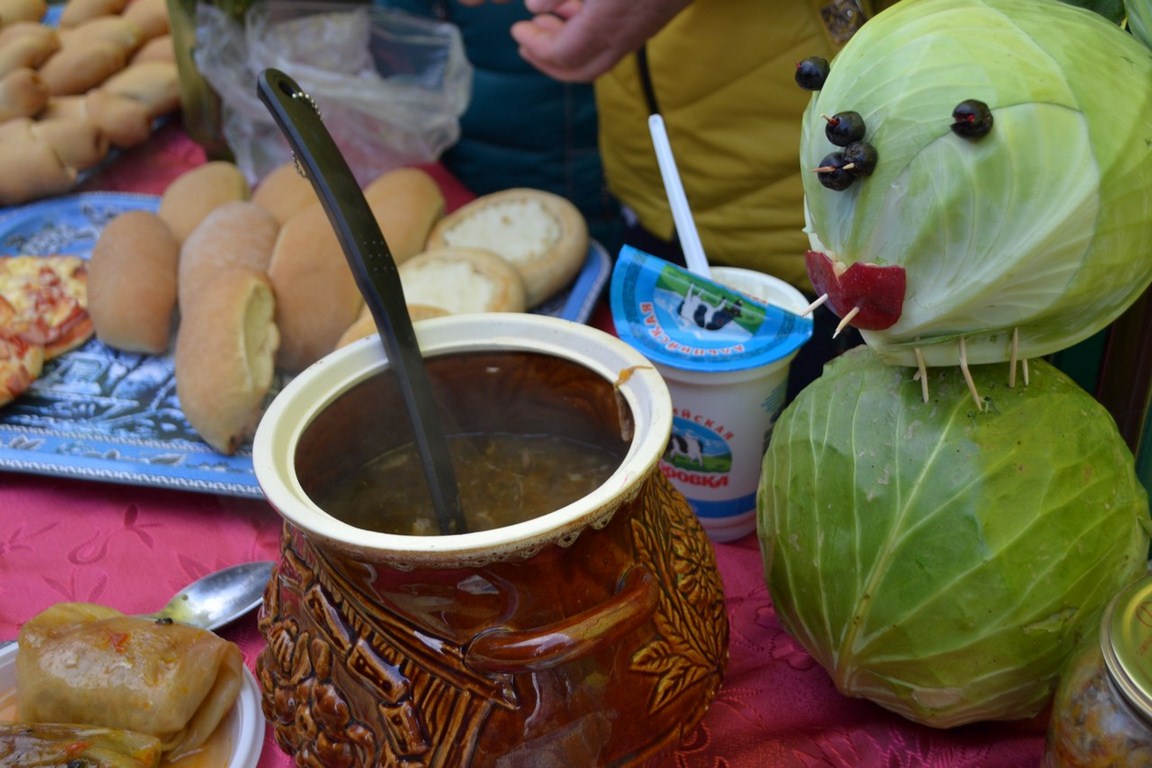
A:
[[252, 313, 729, 767]]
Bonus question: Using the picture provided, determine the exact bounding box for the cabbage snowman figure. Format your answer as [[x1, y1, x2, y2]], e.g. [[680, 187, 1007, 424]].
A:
[[759, 0, 1152, 731], [797, 0, 1152, 403]]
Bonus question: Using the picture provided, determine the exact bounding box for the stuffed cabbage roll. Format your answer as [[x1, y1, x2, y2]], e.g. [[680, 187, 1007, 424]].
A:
[[15, 603, 244, 761], [0, 722, 161, 767]]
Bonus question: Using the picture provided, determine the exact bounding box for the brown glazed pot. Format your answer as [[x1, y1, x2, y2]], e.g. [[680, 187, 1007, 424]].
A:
[[252, 314, 729, 767]]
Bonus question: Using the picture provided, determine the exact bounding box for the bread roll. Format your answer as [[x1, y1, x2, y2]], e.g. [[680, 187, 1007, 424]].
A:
[[87, 209, 178, 354], [178, 200, 277, 310], [0, 65, 47, 121], [363, 166, 445, 264], [57, 0, 128, 27], [100, 59, 178, 115], [157, 161, 250, 243], [129, 32, 171, 64], [336, 302, 449, 349], [83, 86, 150, 146], [398, 247, 527, 315], [251, 161, 316, 226], [266, 201, 362, 372], [0, 116, 74, 204], [0, 21, 59, 77], [38, 39, 128, 95], [175, 268, 279, 455], [0, 0, 47, 24], [426, 188, 588, 307], [32, 112, 107, 170], [120, 0, 167, 40]]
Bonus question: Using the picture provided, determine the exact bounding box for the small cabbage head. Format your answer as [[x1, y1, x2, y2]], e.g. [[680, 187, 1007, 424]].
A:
[[800, 0, 1152, 367], [758, 347, 1151, 727]]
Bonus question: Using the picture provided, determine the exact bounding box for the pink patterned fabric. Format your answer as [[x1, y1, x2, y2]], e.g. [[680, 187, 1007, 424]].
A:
[[0, 475, 1049, 767], [0, 124, 1050, 766]]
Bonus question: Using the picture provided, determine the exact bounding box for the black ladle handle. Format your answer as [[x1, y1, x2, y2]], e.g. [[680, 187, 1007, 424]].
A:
[[257, 68, 466, 536]]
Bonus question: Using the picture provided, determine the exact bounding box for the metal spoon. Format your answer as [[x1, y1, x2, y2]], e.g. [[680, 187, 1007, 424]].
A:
[[141, 560, 275, 631], [256, 67, 467, 536]]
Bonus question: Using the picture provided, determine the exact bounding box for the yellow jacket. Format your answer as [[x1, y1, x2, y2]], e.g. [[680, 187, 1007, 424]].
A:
[[595, 0, 894, 290]]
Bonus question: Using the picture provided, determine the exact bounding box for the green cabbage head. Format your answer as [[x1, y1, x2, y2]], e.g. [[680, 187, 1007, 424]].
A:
[[1128, 0, 1152, 47], [757, 347, 1151, 727], [801, 0, 1152, 367]]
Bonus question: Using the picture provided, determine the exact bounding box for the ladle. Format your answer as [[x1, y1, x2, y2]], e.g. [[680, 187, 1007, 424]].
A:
[[257, 68, 467, 536]]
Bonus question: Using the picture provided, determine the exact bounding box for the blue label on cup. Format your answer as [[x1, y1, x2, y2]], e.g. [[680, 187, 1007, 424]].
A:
[[609, 246, 813, 373]]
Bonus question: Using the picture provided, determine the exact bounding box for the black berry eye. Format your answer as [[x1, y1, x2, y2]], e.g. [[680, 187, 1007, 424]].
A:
[[842, 141, 877, 176], [951, 99, 993, 139], [795, 56, 830, 90], [815, 152, 855, 190], [823, 111, 867, 146]]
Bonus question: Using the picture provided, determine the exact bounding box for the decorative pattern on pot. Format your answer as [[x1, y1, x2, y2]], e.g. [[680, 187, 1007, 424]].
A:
[[256, 468, 727, 768]]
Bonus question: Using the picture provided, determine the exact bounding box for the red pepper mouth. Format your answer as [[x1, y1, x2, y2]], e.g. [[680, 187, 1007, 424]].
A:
[[805, 250, 906, 331]]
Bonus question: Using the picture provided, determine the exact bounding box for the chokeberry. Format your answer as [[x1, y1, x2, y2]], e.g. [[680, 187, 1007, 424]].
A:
[[842, 141, 877, 176], [795, 57, 830, 90], [815, 152, 855, 190], [824, 111, 866, 146], [951, 99, 993, 139]]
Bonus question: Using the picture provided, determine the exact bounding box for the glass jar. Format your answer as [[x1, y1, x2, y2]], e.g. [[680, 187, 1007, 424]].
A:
[[1043, 574, 1152, 767]]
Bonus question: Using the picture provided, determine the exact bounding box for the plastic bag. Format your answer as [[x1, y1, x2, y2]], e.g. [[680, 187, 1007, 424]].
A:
[[194, 1, 472, 185]]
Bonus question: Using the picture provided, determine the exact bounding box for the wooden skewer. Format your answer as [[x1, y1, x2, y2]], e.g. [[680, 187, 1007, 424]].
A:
[[833, 306, 860, 337], [914, 347, 928, 403], [958, 337, 982, 411], [801, 294, 828, 316], [1008, 327, 1019, 389]]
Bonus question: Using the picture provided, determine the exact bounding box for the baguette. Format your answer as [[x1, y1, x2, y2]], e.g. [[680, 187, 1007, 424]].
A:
[[398, 246, 527, 315], [178, 200, 278, 310], [174, 267, 279, 455], [426, 187, 587, 307], [157, 161, 250, 243], [87, 209, 178, 354]]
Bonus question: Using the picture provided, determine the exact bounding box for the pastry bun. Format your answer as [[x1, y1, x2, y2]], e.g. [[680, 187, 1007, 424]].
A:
[[178, 200, 277, 311], [336, 302, 449, 349], [398, 246, 527, 315], [174, 267, 279, 455], [157, 161, 251, 244], [425, 187, 587, 307], [87, 209, 178, 354]]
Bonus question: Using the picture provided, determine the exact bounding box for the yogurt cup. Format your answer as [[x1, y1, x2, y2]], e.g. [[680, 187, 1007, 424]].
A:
[[610, 246, 813, 541]]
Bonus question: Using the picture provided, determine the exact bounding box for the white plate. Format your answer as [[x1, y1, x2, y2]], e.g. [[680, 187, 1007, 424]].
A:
[[0, 642, 265, 768]]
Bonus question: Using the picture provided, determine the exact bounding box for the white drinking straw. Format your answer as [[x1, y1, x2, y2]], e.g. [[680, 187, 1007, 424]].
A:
[[648, 114, 711, 278]]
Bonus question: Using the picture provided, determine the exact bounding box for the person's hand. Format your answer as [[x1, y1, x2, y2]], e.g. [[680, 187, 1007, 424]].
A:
[[510, 0, 692, 82]]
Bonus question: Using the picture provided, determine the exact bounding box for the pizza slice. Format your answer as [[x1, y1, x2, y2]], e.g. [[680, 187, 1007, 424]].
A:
[[0, 254, 95, 359], [0, 294, 45, 408]]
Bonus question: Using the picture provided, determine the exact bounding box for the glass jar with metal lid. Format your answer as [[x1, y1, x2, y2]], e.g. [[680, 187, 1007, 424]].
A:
[[1043, 573, 1152, 767]]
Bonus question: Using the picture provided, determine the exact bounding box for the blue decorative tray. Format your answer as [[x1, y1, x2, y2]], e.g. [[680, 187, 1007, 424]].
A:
[[0, 193, 610, 497]]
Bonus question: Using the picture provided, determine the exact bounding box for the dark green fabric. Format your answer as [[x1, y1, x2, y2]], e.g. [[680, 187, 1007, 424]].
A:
[[375, 0, 623, 252]]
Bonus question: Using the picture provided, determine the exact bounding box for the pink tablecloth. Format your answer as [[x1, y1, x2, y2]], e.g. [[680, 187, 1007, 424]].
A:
[[0, 122, 1050, 766]]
